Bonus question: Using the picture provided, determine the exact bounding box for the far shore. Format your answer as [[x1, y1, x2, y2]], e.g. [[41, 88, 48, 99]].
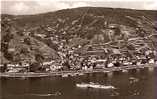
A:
[[0, 63, 155, 78]]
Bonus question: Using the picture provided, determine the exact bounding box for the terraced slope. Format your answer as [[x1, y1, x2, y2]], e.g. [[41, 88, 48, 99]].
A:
[[1, 7, 157, 64]]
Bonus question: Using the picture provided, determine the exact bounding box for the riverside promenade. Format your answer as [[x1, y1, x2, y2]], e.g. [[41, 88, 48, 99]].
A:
[[0, 63, 156, 78]]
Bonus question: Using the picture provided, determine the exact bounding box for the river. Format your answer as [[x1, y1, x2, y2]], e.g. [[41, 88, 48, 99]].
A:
[[0, 68, 156, 99]]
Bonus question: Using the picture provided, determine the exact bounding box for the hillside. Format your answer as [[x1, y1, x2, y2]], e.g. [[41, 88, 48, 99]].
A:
[[1, 7, 157, 64]]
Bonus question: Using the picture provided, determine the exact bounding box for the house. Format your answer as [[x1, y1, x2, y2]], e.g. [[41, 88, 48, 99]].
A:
[[50, 65, 63, 71], [107, 63, 114, 68], [43, 61, 54, 66], [34, 33, 46, 38], [149, 59, 155, 64], [8, 48, 15, 52]]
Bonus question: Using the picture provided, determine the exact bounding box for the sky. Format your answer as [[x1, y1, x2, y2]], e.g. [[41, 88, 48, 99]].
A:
[[1, 0, 157, 15]]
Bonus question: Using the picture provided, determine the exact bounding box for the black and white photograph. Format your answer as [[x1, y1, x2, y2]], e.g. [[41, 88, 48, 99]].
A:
[[0, 0, 157, 99]]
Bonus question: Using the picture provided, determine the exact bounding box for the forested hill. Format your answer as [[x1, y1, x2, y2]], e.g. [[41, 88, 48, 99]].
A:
[[1, 7, 157, 64]]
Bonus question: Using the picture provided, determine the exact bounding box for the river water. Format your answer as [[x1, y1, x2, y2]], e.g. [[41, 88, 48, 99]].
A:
[[0, 68, 156, 99]]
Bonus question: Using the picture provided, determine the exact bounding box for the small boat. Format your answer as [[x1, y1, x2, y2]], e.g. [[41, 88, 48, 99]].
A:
[[76, 82, 115, 89], [31, 94, 54, 97], [62, 74, 69, 77], [78, 73, 84, 76], [76, 83, 90, 88], [129, 77, 139, 83], [30, 92, 61, 96], [122, 69, 128, 73]]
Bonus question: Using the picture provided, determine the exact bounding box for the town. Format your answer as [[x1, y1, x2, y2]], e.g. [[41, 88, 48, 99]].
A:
[[0, 8, 157, 76]]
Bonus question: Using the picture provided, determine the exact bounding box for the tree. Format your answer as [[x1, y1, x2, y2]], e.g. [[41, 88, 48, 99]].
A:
[[24, 37, 31, 45], [29, 62, 40, 72], [0, 64, 7, 73], [20, 47, 29, 55], [35, 53, 44, 65], [4, 52, 13, 61]]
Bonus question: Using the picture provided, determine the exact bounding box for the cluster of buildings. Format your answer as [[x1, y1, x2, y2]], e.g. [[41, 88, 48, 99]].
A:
[[1, 16, 156, 73], [0, 41, 156, 73]]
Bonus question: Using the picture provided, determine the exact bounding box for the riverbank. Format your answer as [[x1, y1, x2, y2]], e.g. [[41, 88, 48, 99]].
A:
[[0, 63, 155, 78]]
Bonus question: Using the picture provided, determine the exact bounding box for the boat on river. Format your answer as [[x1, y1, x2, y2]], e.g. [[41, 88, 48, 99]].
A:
[[76, 82, 115, 89], [30, 92, 61, 96]]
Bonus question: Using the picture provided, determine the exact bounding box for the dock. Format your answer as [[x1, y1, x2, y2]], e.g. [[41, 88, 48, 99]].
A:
[[0, 63, 156, 78]]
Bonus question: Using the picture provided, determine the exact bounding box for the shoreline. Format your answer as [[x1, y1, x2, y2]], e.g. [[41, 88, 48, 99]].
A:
[[0, 64, 156, 78]]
